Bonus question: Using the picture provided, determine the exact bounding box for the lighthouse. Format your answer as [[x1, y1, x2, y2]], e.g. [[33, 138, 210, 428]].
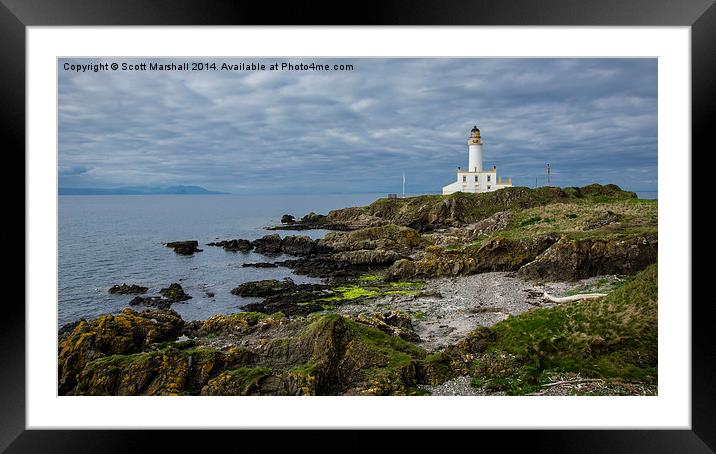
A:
[[468, 125, 483, 172], [442, 125, 513, 195]]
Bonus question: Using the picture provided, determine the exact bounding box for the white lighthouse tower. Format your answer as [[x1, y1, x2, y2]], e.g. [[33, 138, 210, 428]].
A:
[[442, 125, 513, 195], [468, 125, 483, 172]]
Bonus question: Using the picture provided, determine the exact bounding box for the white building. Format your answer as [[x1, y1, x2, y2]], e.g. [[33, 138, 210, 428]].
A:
[[442, 125, 513, 195]]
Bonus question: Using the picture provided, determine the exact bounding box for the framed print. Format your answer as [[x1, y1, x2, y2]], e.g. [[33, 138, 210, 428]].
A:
[[7, 0, 712, 450]]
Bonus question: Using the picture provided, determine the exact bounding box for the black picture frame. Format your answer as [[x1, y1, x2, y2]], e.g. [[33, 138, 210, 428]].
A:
[[6, 0, 710, 451]]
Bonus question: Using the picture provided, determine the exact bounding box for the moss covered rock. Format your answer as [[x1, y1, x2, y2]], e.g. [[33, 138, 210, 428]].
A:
[[517, 234, 657, 281], [159, 283, 192, 302], [108, 283, 148, 294], [58, 308, 184, 394]]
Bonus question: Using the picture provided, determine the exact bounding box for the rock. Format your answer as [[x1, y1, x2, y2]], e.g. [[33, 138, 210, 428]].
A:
[[241, 262, 279, 268], [517, 234, 658, 281], [280, 235, 320, 256], [252, 234, 283, 254], [232, 278, 335, 316], [58, 308, 184, 395], [129, 296, 173, 310], [251, 234, 327, 256], [467, 211, 511, 237], [207, 239, 253, 252], [301, 212, 326, 223], [386, 234, 559, 280], [58, 319, 84, 342], [108, 284, 148, 295], [159, 283, 192, 302], [231, 278, 298, 297], [331, 249, 403, 266], [164, 240, 202, 255], [319, 225, 427, 253], [206, 292, 215, 298], [275, 257, 364, 279], [354, 311, 420, 342], [61, 311, 427, 396], [74, 345, 253, 396], [281, 214, 296, 224]]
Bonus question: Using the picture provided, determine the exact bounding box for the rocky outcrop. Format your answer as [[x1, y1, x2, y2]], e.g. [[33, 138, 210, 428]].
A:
[[164, 240, 202, 255], [517, 234, 658, 281], [159, 283, 192, 302], [353, 311, 420, 342], [292, 184, 637, 232], [231, 278, 307, 297], [252, 234, 329, 256], [58, 308, 184, 394], [129, 296, 174, 310], [281, 235, 323, 256], [252, 234, 284, 254], [427, 211, 512, 247], [268, 211, 354, 231], [234, 278, 334, 316], [60, 311, 427, 396], [387, 234, 560, 280], [265, 225, 426, 279], [330, 249, 404, 266], [207, 239, 253, 252], [319, 224, 427, 253], [108, 284, 148, 294], [467, 210, 512, 237], [129, 283, 191, 309]]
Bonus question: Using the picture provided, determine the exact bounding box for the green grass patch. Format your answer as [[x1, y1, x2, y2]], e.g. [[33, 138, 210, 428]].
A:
[[469, 264, 658, 394]]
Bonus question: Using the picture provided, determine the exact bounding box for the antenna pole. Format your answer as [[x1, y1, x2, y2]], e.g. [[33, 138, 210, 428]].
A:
[[547, 163, 551, 186], [402, 173, 405, 198]]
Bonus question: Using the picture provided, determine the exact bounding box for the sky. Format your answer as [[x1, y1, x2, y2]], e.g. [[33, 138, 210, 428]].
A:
[[58, 58, 657, 194]]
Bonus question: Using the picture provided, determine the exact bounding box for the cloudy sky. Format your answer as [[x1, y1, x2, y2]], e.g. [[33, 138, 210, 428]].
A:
[[59, 58, 657, 194]]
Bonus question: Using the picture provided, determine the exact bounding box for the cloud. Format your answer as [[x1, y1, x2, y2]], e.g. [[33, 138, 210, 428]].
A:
[[58, 58, 657, 193]]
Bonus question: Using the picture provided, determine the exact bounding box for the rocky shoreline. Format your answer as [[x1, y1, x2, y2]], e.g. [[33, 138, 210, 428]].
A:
[[58, 184, 659, 396]]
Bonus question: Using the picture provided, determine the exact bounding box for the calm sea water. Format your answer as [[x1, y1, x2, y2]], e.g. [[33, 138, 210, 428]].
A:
[[58, 193, 382, 326]]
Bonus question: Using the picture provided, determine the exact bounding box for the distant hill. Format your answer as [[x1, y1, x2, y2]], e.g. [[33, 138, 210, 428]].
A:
[[59, 185, 229, 195]]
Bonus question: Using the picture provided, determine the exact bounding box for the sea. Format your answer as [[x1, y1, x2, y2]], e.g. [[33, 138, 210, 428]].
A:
[[58, 190, 657, 326], [58, 193, 382, 326]]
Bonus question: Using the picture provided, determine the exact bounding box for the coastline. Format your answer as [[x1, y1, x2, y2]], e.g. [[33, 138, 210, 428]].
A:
[[57, 184, 658, 396]]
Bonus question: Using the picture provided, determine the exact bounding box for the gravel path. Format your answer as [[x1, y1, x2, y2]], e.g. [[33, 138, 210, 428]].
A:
[[337, 272, 620, 352]]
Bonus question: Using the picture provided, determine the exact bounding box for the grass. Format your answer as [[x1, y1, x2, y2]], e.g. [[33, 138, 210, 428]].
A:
[[431, 196, 656, 254], [467, 264, 658, 394], [218, 366, 272, 393], [562, 275, 634, 296]]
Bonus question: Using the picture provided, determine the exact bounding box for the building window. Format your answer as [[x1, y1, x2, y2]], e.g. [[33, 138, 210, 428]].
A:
[[487, 175, 491, 182], [487, 185, 491, 190], [462, 176, 466, 182]]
